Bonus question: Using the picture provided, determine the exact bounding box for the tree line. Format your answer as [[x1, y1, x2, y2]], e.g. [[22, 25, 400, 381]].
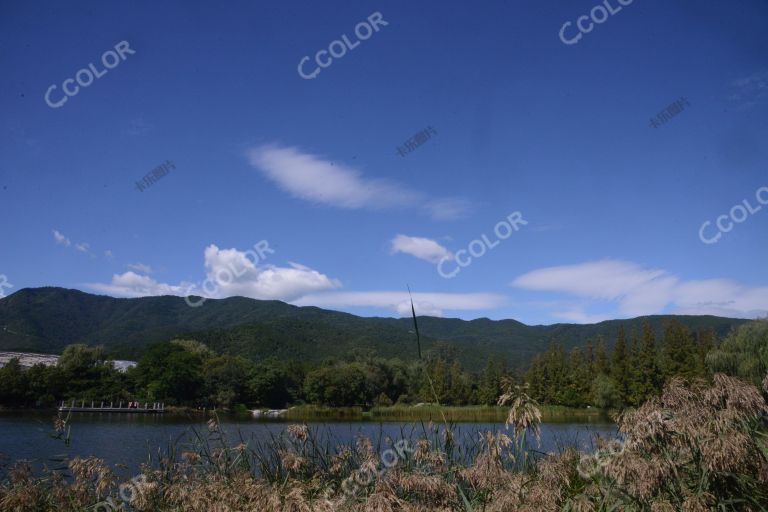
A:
[[0, 339, 502, 409], [525, 320, 716, 408], [1, 319, 765, 410]]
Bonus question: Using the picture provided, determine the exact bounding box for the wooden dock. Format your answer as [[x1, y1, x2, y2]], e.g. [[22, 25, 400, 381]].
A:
[[58, 400, 166, 413]]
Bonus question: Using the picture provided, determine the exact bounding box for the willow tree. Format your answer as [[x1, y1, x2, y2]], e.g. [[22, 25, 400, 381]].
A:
[[707, 318, 768, 388]]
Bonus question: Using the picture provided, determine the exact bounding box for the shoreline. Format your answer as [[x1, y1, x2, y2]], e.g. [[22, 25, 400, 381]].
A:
[[283, 404, 615, 423], [1, 404, 616, 423]]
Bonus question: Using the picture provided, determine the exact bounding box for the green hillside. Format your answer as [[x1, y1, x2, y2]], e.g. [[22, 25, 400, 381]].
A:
[[0, 287, 748, 370]]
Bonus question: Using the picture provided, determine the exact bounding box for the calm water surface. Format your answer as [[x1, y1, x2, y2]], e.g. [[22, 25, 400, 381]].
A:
[[0, 412, 616, 477]]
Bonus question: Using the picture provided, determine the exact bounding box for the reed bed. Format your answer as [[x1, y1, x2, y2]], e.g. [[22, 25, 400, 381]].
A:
[[369, 405, 506, 422], [283, 406, 365, 421], [282, 404, 611, 423], [1, 373, 766, 511]]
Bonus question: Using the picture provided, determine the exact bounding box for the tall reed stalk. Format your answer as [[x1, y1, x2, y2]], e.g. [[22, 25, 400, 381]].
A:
[[407, 287, 472, 510]]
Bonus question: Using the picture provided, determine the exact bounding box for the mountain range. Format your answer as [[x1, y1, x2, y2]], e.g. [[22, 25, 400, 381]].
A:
[[0, 287, 748, 371]]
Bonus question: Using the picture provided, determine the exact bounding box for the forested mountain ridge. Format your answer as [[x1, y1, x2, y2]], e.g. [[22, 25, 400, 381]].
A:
[[0, 287, 748, 370]]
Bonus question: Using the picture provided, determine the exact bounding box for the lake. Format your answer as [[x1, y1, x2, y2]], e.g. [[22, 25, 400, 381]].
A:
[[0, 411, 617, 477]]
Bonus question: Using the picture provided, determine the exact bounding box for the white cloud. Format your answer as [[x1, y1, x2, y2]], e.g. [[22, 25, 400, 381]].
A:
[[127, 262, 153, 274], [551, 308, 611, 324], [247, 144, 415, 210], [423, 198, 472, 221], [512, 260, 668, 301], [391, 234, 452, 264], [512, 259, 768, 321], [395, 300, 444, 317], [87, 243, 505, 318], [53, 229, 93, 256], [294, 291, 506, 317], [246, 144, 470, 220], [87, 244, 341, 303], [88, 271, 190, 298], [52, 229, 71, 247], [104, 250, 114, 259], [197, 244, 341, 301], [674, 279, 768, 318]]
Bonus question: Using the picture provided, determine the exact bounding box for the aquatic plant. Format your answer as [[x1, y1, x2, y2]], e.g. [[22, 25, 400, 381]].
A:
[[1, 373, 766, 511]]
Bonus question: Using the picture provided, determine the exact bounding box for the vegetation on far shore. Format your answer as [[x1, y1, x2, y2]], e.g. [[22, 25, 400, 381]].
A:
[[3, 318, 765, 416], [282, 404, 611, 423]]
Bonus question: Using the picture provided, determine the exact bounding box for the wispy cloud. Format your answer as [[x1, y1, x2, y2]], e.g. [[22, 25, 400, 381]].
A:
[[247, 144, 471, 220], [549, 308, 611, 324], [294, 291, 506, 317], [52, 229, 71, 247], [127, 262, 153, 274], [728, 70, 768, 109], [390, 234, 452, 264], [423, 198, 472, 221], [52, 229, 101, 258], [512, 259, 768, 322]]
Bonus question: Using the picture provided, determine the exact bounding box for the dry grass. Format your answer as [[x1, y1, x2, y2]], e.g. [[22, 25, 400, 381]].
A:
[[1, 373, 767, 511]]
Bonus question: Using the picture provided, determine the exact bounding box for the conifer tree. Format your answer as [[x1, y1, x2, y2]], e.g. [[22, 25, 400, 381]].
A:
[[635, 321, 661, 402], [696, 328, 716, 377], [568, 347, 590, 407], [627, 328, 642, 405], [477, 359, 501, 405], [662, 320, 698, 380], [449, 360, 470, 405], [585, 339, 595, 370], [594, 336, 610, 376], [611, 327, 629, 405]]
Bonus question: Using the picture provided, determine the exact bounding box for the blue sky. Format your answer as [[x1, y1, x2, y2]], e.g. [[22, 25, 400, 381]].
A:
[[1, 0, 767, 324]]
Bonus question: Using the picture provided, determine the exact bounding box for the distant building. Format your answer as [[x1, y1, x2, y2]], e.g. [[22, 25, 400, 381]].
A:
[[0, 351, 137, 372], [112, 360, 137, 372], [0, 351, 58, 369]]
